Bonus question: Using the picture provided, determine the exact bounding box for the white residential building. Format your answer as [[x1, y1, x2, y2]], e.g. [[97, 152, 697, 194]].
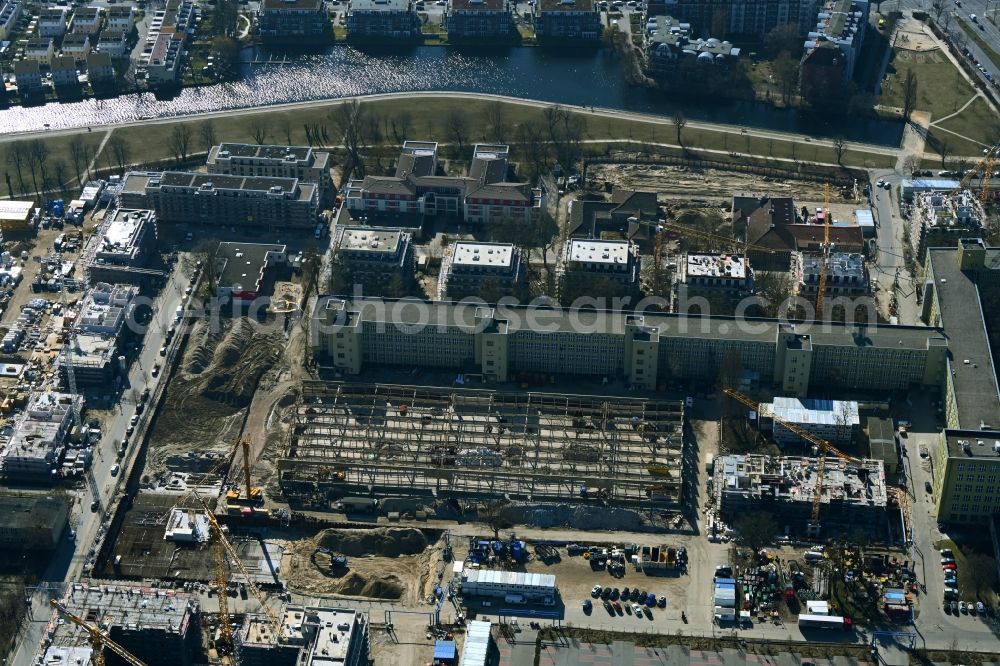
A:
[[146, 33, 183, 85], [24, 37, 55, 65], [758, 396, 860, 446], [37, 7, 68, 37], [0, 0, 22, 41]]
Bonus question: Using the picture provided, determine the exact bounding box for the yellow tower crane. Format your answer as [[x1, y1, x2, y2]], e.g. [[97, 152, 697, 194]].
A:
[[723, 389, 859, 535], [814, 184, 832, 319], [196, 496, 284, 645], [225, 438, 263, 506], [950, 142, 1000, 204], [50, 600, 148, 666]]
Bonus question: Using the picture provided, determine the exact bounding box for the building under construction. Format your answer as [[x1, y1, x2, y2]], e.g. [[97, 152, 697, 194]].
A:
[[713, 453, 887, 528], [37, 582, 201, 666], [280, 382, 686, 510]]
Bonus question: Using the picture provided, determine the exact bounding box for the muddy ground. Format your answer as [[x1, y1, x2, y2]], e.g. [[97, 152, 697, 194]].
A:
[[282, 528, 443, 605]]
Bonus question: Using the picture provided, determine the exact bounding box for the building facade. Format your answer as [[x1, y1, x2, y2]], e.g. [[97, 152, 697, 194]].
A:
[[49, 55, 79, 87], [97, 29, 130, 58], [86, 51, 115, 83], [759, 396, 860, 446], [0, 0, 22, 41], [37, 7, 68, 37], [446, 0, 514, 39], [82, 208, 158, 283], [146, 33, 183, 85], [346, 0, 421, 39], [561, 239, 640, 294], [679, 253, 753, 296], [345, 142, 543, 224], [438, 242, 524, 300], [796, 251, 869, 297], [533, 0, 601, 40], [312, 297, 949, 392], [258, 0, 330, 41], [800, 0, 868, 91], [646, 0, 820, 36], [13, 60, 42, 93], [333, 226, 415, 289], [24, 37, 55, 65], [120, 171, 319, 229], [207, 143, 333, 200]]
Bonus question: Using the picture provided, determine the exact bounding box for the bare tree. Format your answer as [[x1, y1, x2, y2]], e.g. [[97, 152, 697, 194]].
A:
[[966, 552, 998, 599], [930, 0, 950, 22], [832, 136, 847, 165], [901, 69, 918, 123], [486, 102, 508, 144], [198, 120, 218, 153], [445, 108, 469, 153], [279, 117, 293, 145], [388, 110, 413, 146], [52, 159, 68, 196], [69, 136, 87, 186], [30, 140, 50, 193], [937, 136, 953, 169], [169, 124, 192, 165], [672, 109, 687, 148], [109, 135, 131, 172], [5, 141, 28, 196], [249, 117, 270, 145], [332, 99, 367, 178]]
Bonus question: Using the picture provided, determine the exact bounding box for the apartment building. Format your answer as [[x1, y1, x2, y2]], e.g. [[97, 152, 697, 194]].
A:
[[645, 15, 740, 73], [561, 239, 641, 295], [568, 189, 660, 249], [333, 225, 415, 289], [69, 6, 102, 34], [24, 37, 54, 66], [235, 607, 369, 666], [679, 253, 753, 295], [313, 297, 949, 392], [346, 0, 421, 39], [60, 33, 91, 61], [796, 251, 868, 297], [2, 392, 83, 482], [0, 495, 69, 550], [37, 7, 68, 38], [438, 241, 524, 300], [13, 60, 42, 93], [121, 171, 319, 229], [259, 0, 330, 41], [160, 0, 197, 39], [800, 0, 869, 92], [206, 143, 333, 200], [97, 29, 129, 58], [82, 208, 157, 283], [345, 141, 543, 224], [105, 5, 136, 31], [533, 0, 601, 41], [646, 0, 820, 36], [49, 55, 78, 87], [0, 0, 22, 42], [86, 51, 115, 83], [146, 33, 183, 85], [446, 0, 515, 39]]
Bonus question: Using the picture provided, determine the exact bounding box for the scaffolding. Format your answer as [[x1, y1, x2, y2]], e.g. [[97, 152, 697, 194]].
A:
[[279, 382, 686, 508]]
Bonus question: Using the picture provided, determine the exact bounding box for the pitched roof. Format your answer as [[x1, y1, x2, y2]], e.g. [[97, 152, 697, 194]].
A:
[[359, 176, 417, 196], [787, 223, 864, 249], [468, 182, 533, 202], [395, 151, 435, 179]]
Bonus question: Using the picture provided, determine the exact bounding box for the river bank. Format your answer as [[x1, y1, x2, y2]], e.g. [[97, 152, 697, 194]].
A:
[[0, 45, 904, 146]]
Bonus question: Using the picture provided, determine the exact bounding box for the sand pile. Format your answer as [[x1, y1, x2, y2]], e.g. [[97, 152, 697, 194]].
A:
[[316, 528, 428, 558]]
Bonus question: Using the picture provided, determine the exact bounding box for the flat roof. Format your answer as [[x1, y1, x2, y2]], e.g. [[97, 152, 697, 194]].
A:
[[338, 226, 403, 253], [0, 200, 34, 222], [568, 239, 631, 264], [945, 429, 1000, 458], [0, 494, 69, 530], [214, 143, 312, 161], [217, 242, 285, 289], [350, 0, 412, 10], [156, 171, 313, 200], [927, 245, 1000, 429], [801, 252, 865, 279], [538, 0, 595, 11], [261, 0, 325, 9], [686, 253, 747, 279], [452, 0, 507, 9], [318, 297, 946, 350], [763, 397, 860, 428], [461, 620, 491, 666], [464, 568, 556, 589], [452, 242, 515, 267]]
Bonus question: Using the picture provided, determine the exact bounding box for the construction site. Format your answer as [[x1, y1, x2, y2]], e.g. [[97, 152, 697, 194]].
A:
[[711, 453, 888, 530], [278, 382, 687, 511]]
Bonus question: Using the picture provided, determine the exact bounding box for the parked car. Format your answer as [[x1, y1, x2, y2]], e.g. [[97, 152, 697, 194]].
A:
[[583, 599, 592, 612], [941, 557, 956, 565], [940, 548, 954, 557], [592, 585, 602, 597], [977, 601, 985, 614], [110, 464, 120, 476], [925, 481, 933, 493]]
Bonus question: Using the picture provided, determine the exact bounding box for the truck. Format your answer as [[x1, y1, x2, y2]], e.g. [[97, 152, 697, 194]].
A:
[[504, 594, 526, 605], [798, 614, 852, 630]]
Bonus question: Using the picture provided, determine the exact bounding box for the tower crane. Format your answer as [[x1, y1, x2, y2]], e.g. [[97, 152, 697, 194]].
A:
[[196, 495, 284, 645], [50, 600, 148, 666], [814, 184, 832, 319], [723, 388, 859, 536], [225, 438, 263, 506], [950, 142, 1000, 204]]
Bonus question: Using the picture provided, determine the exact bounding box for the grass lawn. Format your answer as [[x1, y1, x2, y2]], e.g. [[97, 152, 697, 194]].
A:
[[882, 48, 977, 122], [0, 96, 894, 194], [930, 96, 996, 157]]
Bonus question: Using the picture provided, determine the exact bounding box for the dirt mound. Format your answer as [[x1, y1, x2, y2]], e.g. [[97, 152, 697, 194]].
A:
[[316, 528, 428, 558], [334, 572, 405, 600]]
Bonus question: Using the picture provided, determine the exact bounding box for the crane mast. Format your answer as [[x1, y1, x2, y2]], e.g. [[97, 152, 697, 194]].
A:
[[50, 600, 148, 666], [814, 184, 832, 319]]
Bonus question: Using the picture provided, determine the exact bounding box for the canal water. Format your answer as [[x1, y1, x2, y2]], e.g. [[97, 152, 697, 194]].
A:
[[0, 45, 904, 146]]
